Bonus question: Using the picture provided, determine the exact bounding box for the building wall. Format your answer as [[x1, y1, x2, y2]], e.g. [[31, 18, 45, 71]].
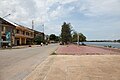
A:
[[0, 17, 44, 47], [15, 26, 34, 45], [0, 18, 16, 47]]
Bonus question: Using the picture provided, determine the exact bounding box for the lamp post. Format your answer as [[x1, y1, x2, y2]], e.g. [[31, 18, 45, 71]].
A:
[[42, 24, 45, 41], [3, 14, 11, 18]]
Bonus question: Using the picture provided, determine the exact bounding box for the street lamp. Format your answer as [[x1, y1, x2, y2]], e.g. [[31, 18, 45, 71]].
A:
[[3, 14, 11, 18]]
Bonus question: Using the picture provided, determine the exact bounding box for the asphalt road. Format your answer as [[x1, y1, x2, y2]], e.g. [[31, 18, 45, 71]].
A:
[[0, 44, 58, 80]]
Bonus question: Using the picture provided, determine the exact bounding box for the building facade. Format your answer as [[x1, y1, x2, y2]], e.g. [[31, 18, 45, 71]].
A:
[[15, 25, 34, 45], [0, 17, 16, 48], [0, 17, 44, 47]]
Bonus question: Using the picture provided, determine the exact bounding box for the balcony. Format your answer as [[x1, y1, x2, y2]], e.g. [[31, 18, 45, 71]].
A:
[[15, 33, 34, 38]]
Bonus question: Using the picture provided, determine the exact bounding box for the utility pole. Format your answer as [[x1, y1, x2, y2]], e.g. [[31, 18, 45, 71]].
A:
[[31, 20, 34, 46], [0, 21, 2, 48], [32, 20, 34, 30], [42, 24, 44, 34], [77, 33, 79, 45], [42, 24, 45, 41]]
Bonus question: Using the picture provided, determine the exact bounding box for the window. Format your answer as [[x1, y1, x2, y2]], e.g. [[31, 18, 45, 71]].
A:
[[31, 33, 33, 37], [26, 32, 29, 36], [16, 29, 19, 34], [23, 31, 25, 35]]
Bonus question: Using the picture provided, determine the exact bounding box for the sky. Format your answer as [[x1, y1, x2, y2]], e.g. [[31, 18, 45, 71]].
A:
[[0, 0, 120, 40]]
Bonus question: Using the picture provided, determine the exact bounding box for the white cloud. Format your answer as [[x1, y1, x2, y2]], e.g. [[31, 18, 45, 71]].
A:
[[1, 0, 120, 23], [0, 0, 120, 39], [59, 0, 78, 4], [79, 0, 120, 16], [0, 0, 77, 24]]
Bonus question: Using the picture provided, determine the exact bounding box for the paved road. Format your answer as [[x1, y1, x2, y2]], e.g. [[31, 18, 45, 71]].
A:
[[0, 44, 58, 80]]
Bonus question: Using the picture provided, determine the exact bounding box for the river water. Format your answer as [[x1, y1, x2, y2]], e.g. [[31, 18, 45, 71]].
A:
[[83, 42, 120, 48]]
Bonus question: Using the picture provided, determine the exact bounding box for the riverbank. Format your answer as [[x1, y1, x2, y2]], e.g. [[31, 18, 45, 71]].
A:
[[84, 42, 120, 48]]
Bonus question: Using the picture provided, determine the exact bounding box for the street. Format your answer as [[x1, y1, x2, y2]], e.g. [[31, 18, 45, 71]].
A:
[[0, 44, 58, 80]]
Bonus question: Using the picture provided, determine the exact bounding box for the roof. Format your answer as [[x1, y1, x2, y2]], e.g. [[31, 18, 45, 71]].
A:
[[0, 17, 44, 34], [0, 17, 18, 27]]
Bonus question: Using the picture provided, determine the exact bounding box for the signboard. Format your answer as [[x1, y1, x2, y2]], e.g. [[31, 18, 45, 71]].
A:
[[6, 31, 11, 46], [6, 32, 11, 42]]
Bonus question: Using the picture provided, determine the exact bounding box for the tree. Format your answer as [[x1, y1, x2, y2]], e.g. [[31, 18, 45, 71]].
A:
[[117, 39, 120, 42], [55, 36, 60, 41], [34, 35, 43, 44], [49, 34, 56, 41], [79, 33, 86, 42], [72, 31, 77, 42], [61, 22, 72, 44], [49, 34, 60, 42], [72, 31, 86, 42]]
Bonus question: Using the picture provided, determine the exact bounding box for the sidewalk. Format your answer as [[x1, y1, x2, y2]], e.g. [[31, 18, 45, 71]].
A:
[[0, 45, 41, 50], [23, 45, 120, 80], [24, 55, 120, 80], [56, 45, 120, 55]]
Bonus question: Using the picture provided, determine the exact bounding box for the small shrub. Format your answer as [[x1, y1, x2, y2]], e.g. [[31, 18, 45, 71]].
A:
[[51, 52, 57, 55]]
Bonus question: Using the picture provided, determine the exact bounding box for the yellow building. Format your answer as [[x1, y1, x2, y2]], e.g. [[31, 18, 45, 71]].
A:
[[0, 17, 45, 47], [15, 25, 34, 45]]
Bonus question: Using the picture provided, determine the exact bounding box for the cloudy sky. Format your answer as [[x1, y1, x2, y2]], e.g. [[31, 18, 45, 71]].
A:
[[0, 0, 120, 40]]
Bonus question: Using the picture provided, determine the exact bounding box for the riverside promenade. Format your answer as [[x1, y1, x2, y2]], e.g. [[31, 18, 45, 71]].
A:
[[24, 44, 120, 80], [56, 44, 120, 55]]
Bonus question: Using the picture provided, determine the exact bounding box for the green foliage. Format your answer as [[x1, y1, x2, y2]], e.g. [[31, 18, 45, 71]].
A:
[[72, 31, 78, 42], [55, 36, 60, 41], [117, 39, 120, 42], [79, 33, 86, 42], [60, 22, 86, 44], [49, 34, 60, 42], [61, 22, 72, 44], [72, 31, 86, 42], [49, 34, 56, 40], [34, 35, 43, 44]]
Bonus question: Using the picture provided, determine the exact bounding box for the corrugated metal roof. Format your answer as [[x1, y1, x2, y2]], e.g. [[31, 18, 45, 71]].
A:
[[2, 18, 18, 26]]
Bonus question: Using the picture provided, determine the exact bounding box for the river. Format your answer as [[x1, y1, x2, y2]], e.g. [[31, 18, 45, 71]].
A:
[[83, 42, 120, 48]]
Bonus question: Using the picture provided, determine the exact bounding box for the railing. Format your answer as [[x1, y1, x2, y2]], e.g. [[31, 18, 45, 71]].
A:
[[15, 33, 34, 38]]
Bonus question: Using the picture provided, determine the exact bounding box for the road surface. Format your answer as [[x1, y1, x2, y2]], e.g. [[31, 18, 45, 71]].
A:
[[0, 44, 58, 80]]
